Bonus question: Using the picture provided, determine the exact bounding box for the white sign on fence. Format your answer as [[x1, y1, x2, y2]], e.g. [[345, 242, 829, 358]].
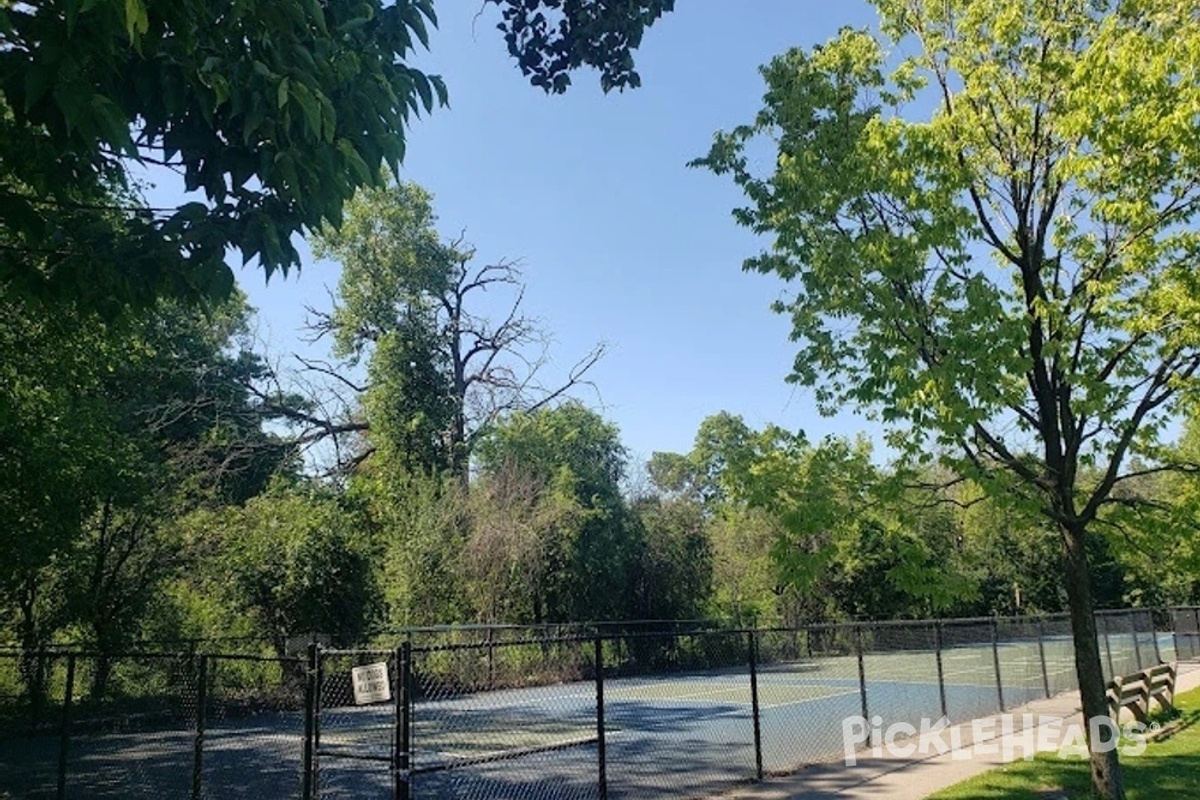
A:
[[351, 662, 392, 705]]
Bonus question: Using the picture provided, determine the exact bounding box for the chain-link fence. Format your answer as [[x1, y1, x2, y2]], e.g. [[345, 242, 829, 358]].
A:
[[2, 607, 1196, 800], [0, 648, 305, 800]]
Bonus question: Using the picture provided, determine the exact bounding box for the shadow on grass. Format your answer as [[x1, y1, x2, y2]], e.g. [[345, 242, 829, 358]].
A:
[[929, 702, 1200, 799]]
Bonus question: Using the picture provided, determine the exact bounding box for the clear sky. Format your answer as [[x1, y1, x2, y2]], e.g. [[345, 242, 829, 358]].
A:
[[230, 2, 887, 465]]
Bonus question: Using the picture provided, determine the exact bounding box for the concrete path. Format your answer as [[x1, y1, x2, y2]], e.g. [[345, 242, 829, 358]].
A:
[[720, 662, 1200, 800]]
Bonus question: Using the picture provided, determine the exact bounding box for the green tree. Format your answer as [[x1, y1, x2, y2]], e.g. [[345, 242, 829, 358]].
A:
[[474, 403, 634, 621], [464, 460, 590, 623], [201, 485, 380, 658], [0, 289, 290, 696], [306, 178, 602, 479], [1, 0, 673, 309], [694, 3, 1200, 794], [352, 470, 471, 627], [627, 497, 712, 621]]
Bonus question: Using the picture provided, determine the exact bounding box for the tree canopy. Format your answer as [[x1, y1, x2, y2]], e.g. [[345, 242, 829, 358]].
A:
[[694, 1, 1200, 796], [0, 0, 674, 310]]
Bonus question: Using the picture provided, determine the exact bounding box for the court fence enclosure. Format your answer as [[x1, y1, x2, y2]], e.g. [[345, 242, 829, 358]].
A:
[[3, 607, 1199, 800]]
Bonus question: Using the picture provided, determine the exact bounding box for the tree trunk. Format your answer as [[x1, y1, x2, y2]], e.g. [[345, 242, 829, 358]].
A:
[[17, 576, 47, 728], [1062, 522, 1125, 800]]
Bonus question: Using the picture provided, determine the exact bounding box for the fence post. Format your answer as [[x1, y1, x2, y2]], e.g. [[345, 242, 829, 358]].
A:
[[990, 618, 1005, 712], [1171, 608, 1181, 663], [394, 642, 412, 800], [1151, 610, 1162, 665], [33, 651, 47, 730], [1036, 618, 1050, 699], [314, 643, 324, 786], [1100, 614, 1115, 678], [302, 643, 317, 800], [1193, 607, 1200, 658], [57, 653, 75, 800], [934, 622, 948, 720], [191, 654, 208, 800], [486, 625, 495, 687], [594, 634, 608, 800], [747, 630, 763, 781], [1130, 611, 1143, 671], [854, 626, 870, 746]]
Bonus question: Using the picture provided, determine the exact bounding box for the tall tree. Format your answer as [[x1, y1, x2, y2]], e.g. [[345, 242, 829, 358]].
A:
[[474, 403, 634, 622], [694, 2, 1200, 795], [0, 289, 290, 695], [0, 0, 673, 309], [297, 178, 602, 478]]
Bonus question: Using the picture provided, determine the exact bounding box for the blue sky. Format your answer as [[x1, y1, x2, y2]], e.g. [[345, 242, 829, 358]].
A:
[[231, 2, 886, 464]]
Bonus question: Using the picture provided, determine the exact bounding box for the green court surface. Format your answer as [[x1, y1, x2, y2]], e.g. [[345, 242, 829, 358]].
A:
[[608, 679, 853, 706]]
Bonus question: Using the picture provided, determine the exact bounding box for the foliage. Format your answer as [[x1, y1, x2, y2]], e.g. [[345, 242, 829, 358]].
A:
[[655, 413, 974, 622], [306, 177, 603, 478], [695, 3, 1200, 794], [0, 0, 675, 310], [0, 288, 289, 668], [490, 0, 675, 93], [0, 0, 448, 307], [474, 403, 634, 621], [627, 497, 712, 621], [351, 469, 471, 628], [198, 484, 381, 655]]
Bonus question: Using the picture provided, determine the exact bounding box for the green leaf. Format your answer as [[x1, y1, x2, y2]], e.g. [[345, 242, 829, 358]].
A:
[[277, 77, 290, 110], [290, 83, 321, 138], [336, 138, 371, 184], [412, 71, 433, 114], [23, 66, 53, 110], [52, 80, 91, 133], [91, 95, 133, 153], [124, 0, 149, 44]]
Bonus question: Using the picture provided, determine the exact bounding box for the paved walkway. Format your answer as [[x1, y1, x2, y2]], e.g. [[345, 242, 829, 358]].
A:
[[722, 662, 1200, 800]]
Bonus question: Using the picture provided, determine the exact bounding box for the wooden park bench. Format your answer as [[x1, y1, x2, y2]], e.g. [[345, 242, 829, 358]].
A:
[[1106, 662, 1176, 723]]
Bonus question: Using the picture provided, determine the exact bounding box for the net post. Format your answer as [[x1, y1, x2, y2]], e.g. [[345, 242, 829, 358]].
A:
[[1100, 613, 1115, 678], [594, 633, 607, 800], [302, 643, 317, 800], [1036, 617, 1050, 699], [57, 653, 75, 800], [854, 625, 870, 746], [1130, 611, 1143, 671], [934, 621, 948, 719], [990, 618, 1005, 712], [191, 654, 208, 800], [747, 629, 763, 781], [394, 641, 412, 800]]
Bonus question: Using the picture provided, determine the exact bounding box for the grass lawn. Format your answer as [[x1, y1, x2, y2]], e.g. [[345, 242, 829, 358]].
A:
[[927, 687, 1200, 799]]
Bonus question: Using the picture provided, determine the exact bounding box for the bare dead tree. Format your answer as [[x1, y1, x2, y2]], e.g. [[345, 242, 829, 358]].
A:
[[266, 249, 605, 482], [441, 253, 606, 477]]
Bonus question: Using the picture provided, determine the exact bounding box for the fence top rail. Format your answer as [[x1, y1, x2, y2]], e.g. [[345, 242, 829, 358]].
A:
[[0, 648, 300, 663], [0, 636, 271, 651], [0, 607, 1172, 661], [381, 608, 1161, 639], [387, 618, 740, 636]]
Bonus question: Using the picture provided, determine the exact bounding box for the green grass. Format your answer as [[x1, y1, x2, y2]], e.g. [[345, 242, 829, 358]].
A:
[[928, 687, 1200, 799]]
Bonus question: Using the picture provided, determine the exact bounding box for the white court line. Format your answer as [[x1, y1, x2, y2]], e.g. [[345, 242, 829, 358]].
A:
[[712, 688, 861, 717]]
